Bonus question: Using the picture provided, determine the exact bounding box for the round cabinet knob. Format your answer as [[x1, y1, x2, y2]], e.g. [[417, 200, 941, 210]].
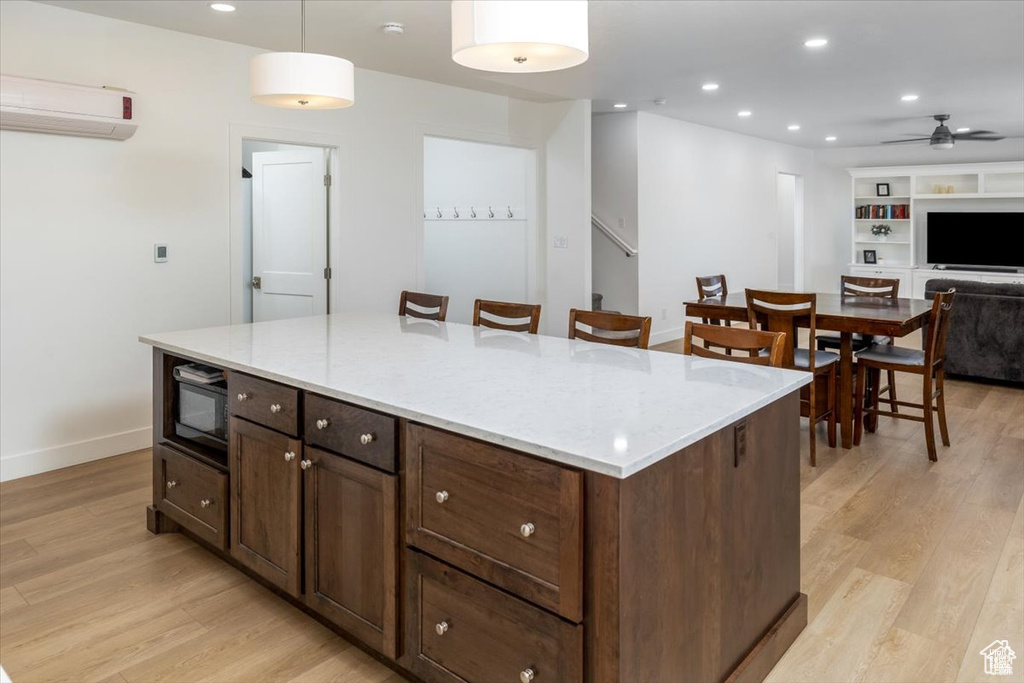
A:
[[284, 451, 296, 462], [269, 404, 282, 414], [200, 499, 212, 508], [166, 480, 177, 489], [300, 459, 312, 470], [315, 418, 329, 430], [520, 668, 535, 683], [435, 490, 449, 504], [237, 392, 249, 402], [360, 433, 375, 445], [435, 621, 449, 636], [520, 523, 535, 538]]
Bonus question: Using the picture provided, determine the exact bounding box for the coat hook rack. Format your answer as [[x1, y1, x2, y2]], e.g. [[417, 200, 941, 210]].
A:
[[507, 205, 513, 218], [470, 206, 476, 218], [453, 207, 459, 218], [436, 207, 442, 219], [488, 206, 494, 218]]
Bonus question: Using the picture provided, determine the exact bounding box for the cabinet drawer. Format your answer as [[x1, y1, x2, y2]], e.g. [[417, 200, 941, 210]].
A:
[[155, 443, 228, 549], [403, 551, 582, 683], [305, 394, 397, 473], [405, 424, 582, 622], [229, 373, 300, 436]]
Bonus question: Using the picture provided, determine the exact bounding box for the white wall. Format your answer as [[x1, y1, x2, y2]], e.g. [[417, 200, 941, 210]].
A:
[[591, 113, 639, 315], [0, 1, 590, 480], [776, 173, 797, 290], [635, 111, 822, 344]]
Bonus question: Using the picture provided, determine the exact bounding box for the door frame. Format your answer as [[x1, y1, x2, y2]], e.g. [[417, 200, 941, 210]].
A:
[[774, 169, 805, 291], [413, 124, 543, 307], [229, 123, 347, 325]]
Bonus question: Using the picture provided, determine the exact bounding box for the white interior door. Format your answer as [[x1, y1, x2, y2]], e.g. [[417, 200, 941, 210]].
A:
[[252, 149, 327, 322]]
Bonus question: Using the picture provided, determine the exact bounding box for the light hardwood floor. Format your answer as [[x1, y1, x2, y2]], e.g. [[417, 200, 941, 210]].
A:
[[2, 343, 1022, 682]]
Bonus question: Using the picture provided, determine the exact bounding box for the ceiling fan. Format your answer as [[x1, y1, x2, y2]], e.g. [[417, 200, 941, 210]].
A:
[[881, 114, 1004, 149]]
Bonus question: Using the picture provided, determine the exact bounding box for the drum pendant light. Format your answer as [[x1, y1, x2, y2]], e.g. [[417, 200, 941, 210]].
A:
[[250, 0, 354, 109], [451, 0, 589, 73]]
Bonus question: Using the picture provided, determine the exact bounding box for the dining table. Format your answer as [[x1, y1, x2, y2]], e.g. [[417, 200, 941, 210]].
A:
[[683, 292, 935, 449]]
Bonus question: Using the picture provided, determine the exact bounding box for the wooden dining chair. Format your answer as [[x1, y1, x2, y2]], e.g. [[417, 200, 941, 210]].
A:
[[473, 299, 542, 334], [568, 309, 652, 349], [816, 275, 900, 414], [683, 321, 787, 367], [855, 288, 956, 462], [398, 290, 449, 321], [695, 274, 731, 325], [745, 289, 837, 466]]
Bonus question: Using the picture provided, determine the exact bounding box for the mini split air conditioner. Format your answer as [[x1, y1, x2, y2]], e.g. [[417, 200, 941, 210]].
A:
[[0, 74, 137, 141]]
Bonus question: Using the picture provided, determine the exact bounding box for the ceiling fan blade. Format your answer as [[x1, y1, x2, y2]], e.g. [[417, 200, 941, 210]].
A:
[[881, 138, 933, 144], [954, 130, 997, 136], [955, 136, 1006, 141]]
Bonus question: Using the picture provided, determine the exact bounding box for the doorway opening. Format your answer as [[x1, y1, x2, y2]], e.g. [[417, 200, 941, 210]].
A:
[[422, 136, 538, 325], [241, 140, 332, 323], [776, 171, 805, 290]]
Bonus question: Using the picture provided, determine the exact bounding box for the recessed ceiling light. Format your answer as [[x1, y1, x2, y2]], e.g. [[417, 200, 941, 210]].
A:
[[825, 135, 837, 142], [788, 124, 801, 131], [956, 127, 971, 133], [804, 38, 828, 48], [613, 103, 628, 108], [209, 2, 235, 11], [382, 22, 404, 35], [737, 110, 752, 117], [901, 94, 919, 102], [701, 83, 719, 91]]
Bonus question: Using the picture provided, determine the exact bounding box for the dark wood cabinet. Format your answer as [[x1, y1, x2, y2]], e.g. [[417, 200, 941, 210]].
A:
[[303, 446, 398, 658], [229, 372, 301, 437], [229, 416, 303, 597], [154, 443, 228, 549], [305, 393, 397, 473]]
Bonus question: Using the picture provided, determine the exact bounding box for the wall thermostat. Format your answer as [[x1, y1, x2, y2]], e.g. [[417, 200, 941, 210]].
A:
[[154, 243, 168, 263]]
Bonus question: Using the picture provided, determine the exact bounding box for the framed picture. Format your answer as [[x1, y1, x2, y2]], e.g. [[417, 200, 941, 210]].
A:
[[876, 183, 891, 197], [863, 249, 878, 264]]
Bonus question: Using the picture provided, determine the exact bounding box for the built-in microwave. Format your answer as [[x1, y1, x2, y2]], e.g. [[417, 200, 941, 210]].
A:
[[173, 364, 228, 453]]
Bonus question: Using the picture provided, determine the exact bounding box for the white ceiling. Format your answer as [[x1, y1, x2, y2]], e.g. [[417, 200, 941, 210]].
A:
[[36, 0, 1024, 148]]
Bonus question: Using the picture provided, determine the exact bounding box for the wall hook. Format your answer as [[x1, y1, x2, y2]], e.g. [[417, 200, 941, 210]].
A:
[[453, 206, 459, 218], [436, 207, 442, 219], [470, 206, 477, 218], [488, 206, 494, 218], [507, 205, 513, 218]]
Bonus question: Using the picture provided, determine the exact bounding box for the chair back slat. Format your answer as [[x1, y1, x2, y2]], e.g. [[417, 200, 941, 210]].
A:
[[399, 290, 449, 321], [683, 322, 787, 366], [841, 275, 899, 298], [926, 288, 956, 368], [568, 309, 652, 349], [744, 289, 817, 370], [696, 274, 728, 300], [473, 300, 542, 334]]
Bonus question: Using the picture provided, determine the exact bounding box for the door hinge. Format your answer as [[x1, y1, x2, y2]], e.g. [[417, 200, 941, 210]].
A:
[[323, 174, 332, 187], [323, 267, 331, 280]]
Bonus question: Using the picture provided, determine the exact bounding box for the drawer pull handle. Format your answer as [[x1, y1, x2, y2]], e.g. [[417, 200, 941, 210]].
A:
[[360, 433, 375, 445], [200, 499, 212, 508], [520, 668, 535, 683], [315, 418, 330, 430], [270, 403, 282, 414], [435, 490, 449, 504], [520, 522, 535, 538], [237, 392, 249, 402], [434, 621, 449, 636], [300, 459, 312, 470], [284, 451, 296, 462], [166, 480, 177, 489]]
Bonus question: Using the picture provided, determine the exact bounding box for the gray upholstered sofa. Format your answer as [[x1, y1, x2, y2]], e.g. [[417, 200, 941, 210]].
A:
[[925, 278, 1024, 384]]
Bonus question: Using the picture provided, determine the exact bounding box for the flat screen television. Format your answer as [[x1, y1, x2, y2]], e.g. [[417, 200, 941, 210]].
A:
[[926, 212, 1024, 269]]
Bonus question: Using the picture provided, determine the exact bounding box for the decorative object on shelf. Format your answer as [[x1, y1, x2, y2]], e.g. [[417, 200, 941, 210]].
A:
[[863, 249, 878, 264], [871, 224, 892, 241], [876, 183, 891, 197], [451, 0, 589, 73], [250, 0, 355, 109]]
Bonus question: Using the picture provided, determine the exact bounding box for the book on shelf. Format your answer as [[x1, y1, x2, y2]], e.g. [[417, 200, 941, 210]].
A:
[[854, 204, 909, 220]]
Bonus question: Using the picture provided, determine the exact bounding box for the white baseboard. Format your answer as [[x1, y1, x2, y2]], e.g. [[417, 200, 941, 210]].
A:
[[650, 326, 686, 347], [0, 427, 152, 482]]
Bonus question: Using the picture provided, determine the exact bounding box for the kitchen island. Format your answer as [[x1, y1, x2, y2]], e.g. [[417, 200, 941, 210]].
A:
[[140, 313, 811, 683]]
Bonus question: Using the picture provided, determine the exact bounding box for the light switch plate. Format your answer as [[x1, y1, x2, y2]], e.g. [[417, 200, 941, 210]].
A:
[[553, 236, 569, 249], [154, 243, 168, 263]]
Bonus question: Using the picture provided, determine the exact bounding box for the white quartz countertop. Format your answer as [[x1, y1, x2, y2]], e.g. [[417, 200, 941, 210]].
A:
[[140, 313, 811, 478]]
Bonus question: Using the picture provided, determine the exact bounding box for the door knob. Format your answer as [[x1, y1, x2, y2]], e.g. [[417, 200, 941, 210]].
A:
[[300, 459, 312, 470], [520, 669, 535, 683], [435, 621, 449, 636], [251, 276, 262, 290], [520, 522, 536, 538], [284, 451, 296, 462], [435, 490, 449, 504]]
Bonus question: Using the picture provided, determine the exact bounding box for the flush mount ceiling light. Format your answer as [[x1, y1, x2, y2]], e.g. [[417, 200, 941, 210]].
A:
[[803, 37, 828, 48], [451, 0, 589, 73], [209, 2, 236, 11], [250, 0, 354, 109], [382, 22, 405, 35]]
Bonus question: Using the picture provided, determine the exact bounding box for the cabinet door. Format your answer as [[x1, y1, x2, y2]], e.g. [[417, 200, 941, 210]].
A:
[[304, 447, 398, 658], [230, 416, 302, 597]]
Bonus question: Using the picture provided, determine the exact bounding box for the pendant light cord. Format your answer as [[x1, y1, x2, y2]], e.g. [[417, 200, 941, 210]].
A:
[[300, 0, 305, 53]]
